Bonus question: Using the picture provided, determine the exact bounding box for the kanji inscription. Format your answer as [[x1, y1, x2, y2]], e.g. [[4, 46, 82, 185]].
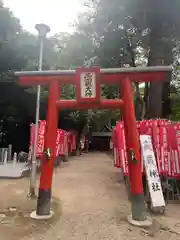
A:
[[140, 135, 165, 208], [80, 72, 96, 98]]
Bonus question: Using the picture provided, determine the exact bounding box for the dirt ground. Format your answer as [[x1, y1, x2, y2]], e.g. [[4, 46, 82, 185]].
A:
[[0, 152, 180, 240]]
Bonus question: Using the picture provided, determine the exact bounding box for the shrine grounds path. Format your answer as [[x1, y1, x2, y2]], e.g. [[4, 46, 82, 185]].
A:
[[0, 152, 180, 240]]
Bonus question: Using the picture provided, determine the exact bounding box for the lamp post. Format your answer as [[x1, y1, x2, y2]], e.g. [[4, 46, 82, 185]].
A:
[[29, 23, 50, 198]]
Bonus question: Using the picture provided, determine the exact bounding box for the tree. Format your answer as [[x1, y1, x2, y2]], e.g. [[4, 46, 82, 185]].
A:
[[0, 3, 38, 151], [1, 0, 180, 153], [44, 27, 122, 150], [73, 0, 180, 119]]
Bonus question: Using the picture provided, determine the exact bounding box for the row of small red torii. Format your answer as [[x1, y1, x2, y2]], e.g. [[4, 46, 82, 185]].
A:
[[15, 65, 172, 222], [33, 118, 180, 179], [29, 120, 77, 159], [113, 119, 180, 178]]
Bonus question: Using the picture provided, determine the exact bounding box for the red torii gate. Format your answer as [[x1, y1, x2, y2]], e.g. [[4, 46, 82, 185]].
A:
[[15, 65, 172, 224]]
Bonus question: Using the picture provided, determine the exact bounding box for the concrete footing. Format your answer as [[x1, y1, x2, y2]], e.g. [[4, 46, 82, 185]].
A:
[[127, 214, 152, 227], [0, 162, 29, 178], [30, 210, 54, 220]]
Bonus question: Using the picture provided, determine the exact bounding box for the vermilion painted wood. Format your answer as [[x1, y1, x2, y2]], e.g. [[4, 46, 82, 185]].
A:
[[19, 75, 75, 86], [18, 71, 166, 86], [56, 99, 124, 109], [39, 80, 59, 190], [121, 78, 144, 195]]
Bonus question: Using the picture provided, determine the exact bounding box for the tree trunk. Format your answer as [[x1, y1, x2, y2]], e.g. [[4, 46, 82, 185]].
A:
[[162, 79, 171, 118], [147, 52, 172, 119], [135, 82, 143, 120], [126, 37, 143, 120], [148, 82, 163, 118], [146, 0, 173, 118], [147, 44, 164, 118], [76, 134, 81, 156], [143, 83, 149, 119], [75, 119, 87, 156]]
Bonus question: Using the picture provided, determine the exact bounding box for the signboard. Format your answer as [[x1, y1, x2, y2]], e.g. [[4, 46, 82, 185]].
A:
[[76, 67, 100, 103], [80, 72, 96, 98], [140, 135, 165, 208]]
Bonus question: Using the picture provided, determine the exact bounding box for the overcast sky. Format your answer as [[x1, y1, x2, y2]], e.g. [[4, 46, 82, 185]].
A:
[[4, 0, 84, 35]]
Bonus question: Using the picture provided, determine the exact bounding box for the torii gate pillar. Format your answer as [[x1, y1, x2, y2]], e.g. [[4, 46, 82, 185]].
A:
[[121, 78, 147, 222], [36, 80, 59, 216]]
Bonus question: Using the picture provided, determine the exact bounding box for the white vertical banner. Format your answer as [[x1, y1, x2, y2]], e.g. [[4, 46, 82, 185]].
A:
[[140, 135, 165, 208]]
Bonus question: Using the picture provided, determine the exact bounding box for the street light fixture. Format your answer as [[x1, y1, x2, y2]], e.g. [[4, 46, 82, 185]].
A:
[[35, 24, 50, 38], [29, 23, 50, 198]]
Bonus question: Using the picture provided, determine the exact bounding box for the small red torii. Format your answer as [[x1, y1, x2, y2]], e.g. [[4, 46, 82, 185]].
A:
[[15, 65, 172, 225]]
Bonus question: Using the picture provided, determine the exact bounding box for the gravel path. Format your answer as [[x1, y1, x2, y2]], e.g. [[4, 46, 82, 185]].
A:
[[0, 152, 180, 239]]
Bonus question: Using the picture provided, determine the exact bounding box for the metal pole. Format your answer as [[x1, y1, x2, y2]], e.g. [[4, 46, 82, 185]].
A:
[[1, 148, 5, 163], [8, 144, 12, 162], [3, 148, 8, 165], [29, 37, 44, 198], [13, 152, 17, 168], [0, 148, 2, 162]]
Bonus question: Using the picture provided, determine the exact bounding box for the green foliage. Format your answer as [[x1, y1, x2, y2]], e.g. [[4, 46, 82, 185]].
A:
[[61, 84, 76, 100], [169, 93, 180, 121], [1, 0, 180, 131]]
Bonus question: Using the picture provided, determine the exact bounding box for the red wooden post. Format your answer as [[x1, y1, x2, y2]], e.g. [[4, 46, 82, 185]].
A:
[[36, 80, 59, 215], [121, 78, 146, 221]]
